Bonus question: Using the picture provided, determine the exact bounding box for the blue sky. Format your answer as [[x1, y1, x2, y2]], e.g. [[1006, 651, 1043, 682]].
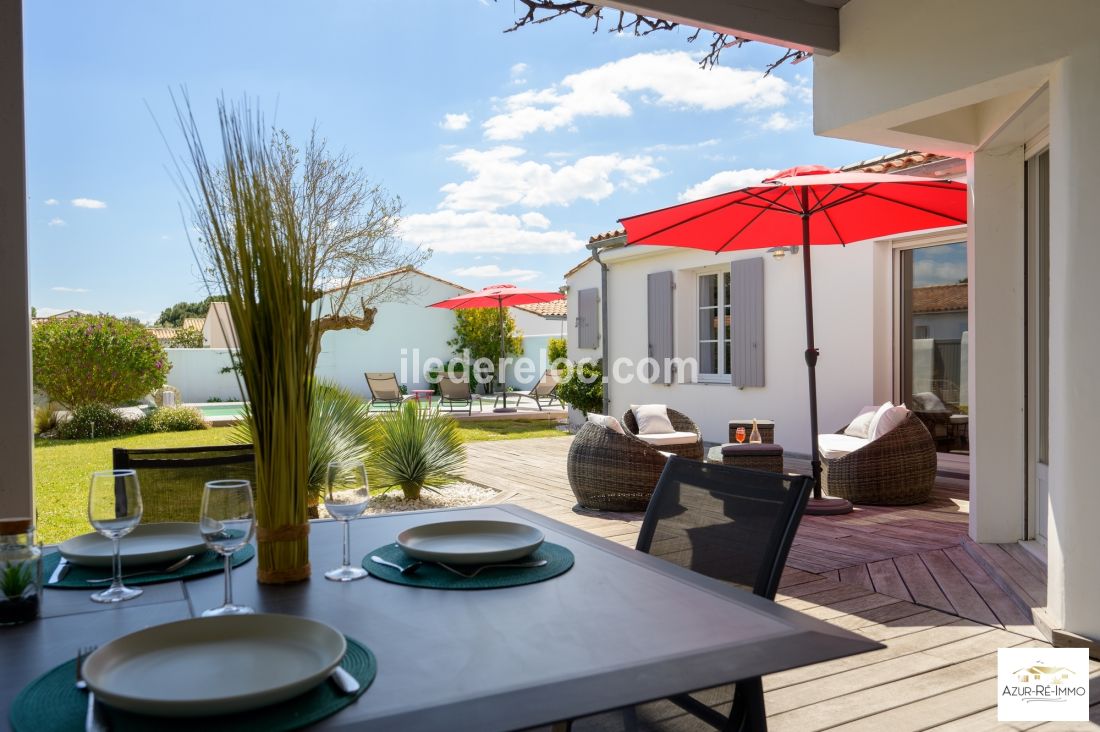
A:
[[24, 1, 892, 321]]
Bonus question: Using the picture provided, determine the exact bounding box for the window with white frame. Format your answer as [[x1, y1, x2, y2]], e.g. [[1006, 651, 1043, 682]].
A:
[[697, 271, 731, 380]]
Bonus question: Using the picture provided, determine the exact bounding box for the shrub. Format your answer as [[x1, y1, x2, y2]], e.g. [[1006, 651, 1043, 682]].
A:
[[32, 314, 169, 408], [556, 360, 603, 415], [367, 402, 466, 501], [56, 403, 132, 440], [547, 337, 567, 365], [33, 405, 56, 435], [135, 406, 207, 434], [168, 327, 205, 348], [447, 308, 524, 366]]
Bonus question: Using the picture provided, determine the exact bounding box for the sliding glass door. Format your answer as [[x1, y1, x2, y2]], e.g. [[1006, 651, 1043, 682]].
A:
[[898, 242, 969, 454]]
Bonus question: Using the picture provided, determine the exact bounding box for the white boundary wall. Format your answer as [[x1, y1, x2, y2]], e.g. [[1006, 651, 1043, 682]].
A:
[[163, 348, 244, 402]]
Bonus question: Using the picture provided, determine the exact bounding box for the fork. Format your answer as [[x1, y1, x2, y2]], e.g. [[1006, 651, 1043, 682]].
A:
[[435, 559, 548, 578], [76, 646, 109, 732]]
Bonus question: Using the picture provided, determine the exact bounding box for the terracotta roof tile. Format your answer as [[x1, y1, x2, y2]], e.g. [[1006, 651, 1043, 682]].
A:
[[912, 283, 967, 313], [516, 300, 567, 318], [589, 228, 626, 244]]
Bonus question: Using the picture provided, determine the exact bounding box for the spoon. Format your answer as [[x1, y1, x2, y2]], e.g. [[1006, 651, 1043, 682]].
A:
[[85, 554, 196, 583], [369, 555, 423, 576]]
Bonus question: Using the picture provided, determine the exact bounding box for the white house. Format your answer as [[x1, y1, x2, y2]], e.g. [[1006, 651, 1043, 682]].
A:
[[584, 0, 1099, 648]]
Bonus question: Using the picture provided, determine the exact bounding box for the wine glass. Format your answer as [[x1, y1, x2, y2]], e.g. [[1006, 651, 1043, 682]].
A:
[[200, 480, 255, 616], [88, 469, 144, 603], [324, 460, 370, 582], [735, 427, 747, 444]]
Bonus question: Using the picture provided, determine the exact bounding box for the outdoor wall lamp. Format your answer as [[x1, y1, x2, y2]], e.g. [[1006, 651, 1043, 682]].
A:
[[768, 246, 800, 260]]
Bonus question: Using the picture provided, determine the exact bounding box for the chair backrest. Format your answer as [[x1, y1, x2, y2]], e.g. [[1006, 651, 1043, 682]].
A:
[[113, 444, 256, 524], [364, 372, 402, 400], [531, 369, 560, 396], [439, 374, 472, 399], [635, 456, 812, 600]]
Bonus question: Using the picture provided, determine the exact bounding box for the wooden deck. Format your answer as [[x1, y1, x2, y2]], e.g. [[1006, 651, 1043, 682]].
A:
[[464, 436, 1100, 730]]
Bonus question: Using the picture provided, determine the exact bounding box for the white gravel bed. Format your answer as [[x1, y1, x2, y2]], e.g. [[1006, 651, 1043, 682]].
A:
[[316, 481, 498, 519]]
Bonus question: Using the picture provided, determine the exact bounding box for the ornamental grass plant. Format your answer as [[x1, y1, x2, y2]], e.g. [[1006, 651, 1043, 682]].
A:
[[367, 402, 466, 501], [176, 97, 319, 584]]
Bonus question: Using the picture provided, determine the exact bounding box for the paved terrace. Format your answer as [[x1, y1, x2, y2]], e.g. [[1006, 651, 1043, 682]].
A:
[[463, 436, 1100, 731]]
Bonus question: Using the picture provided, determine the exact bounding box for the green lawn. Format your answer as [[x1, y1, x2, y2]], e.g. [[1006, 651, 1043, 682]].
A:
[[34, 419, 565, 544]]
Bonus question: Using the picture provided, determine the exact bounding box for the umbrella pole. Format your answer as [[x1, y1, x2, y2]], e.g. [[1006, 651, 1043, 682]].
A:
[[494, 299, 517, 413], [800, 212, 852, 516]]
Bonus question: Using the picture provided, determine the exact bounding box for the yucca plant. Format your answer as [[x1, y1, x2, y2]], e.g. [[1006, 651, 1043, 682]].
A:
[[177, 97, 319, 584], [0, 562, 33, 601], [234, 381, 371, 500], [367, 402, 466, 500]]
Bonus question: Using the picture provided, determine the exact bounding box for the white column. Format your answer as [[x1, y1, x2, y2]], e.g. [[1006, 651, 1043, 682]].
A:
[[966, 146, 1027, 543], [1046, 43, 1100, 641], [0, 1, 34, 520]]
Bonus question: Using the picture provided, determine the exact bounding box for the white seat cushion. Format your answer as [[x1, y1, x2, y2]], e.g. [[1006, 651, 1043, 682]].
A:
[[871, 404, 909, 440], [630, 404, 675, 435], [635, 431, 699, 447], [586, 413, 625, 435], [866, 401, 895, 440], [843, 405, 879, 438], [818, 433, 870, 460]]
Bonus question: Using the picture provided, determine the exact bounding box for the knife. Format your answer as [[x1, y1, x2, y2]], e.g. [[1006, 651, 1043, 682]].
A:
[[48, 557, 71, 584], [329, 666, 360, 695]]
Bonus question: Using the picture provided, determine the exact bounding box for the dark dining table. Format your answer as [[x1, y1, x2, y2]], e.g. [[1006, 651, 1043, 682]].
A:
[[3, 504, 881, 731]]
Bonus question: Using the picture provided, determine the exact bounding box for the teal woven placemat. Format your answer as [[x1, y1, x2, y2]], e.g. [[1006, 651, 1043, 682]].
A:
[[9, 636, 375, 732], [42, 546, 255, 589], [363, 542, 574, 589]]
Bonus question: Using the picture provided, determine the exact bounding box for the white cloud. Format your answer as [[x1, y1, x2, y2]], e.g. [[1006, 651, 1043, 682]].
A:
[[439, 145, 661, 211], [760, 112, 802, 131], [71, 198, 107, 209], [51, 286, 89, 293], [452, 264, 541, 283], [484, 51, 788, 140], [510, 62, 528, 77], [401, 210, 585, 255], [520, 212, 550, 229], [678, 168, 779, 202], [648, 138, 721, 153], [47, 217, 66, 227], [913, 259, 967, 287], [440, 113, 471, 131], [44, 198, 59, 206]]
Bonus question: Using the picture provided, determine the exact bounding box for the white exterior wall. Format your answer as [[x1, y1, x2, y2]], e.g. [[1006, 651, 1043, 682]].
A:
[[567, 244, 879, 455], [163, 348, 244, 402], [807, 0, 1100, 639]]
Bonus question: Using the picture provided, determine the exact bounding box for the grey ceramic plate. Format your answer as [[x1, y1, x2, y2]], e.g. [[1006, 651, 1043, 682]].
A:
[[397, 520, 544, 564], [59, 522, 208, 568], [83, 614, 347, 717]]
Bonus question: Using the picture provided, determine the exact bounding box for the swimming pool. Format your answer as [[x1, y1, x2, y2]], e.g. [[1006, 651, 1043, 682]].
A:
[[187, 402, 247, 423]]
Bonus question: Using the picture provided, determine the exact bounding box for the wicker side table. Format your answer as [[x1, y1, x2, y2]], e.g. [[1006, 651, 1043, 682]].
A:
[[728, 419, 775, 444], [706, 443, 785, 473]]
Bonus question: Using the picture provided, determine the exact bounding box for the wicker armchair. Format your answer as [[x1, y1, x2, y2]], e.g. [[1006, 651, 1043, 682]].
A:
[[621, 408, 704, 460], [567, 422, 670, 511], [820, 412, 937, 505]]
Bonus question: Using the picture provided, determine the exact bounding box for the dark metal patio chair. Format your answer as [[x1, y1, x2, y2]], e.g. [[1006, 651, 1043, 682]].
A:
[[364, 372, 409, 412], [436, 374, 484, 416], [112, 444, 255, 524], [572, 457, 813, 732]]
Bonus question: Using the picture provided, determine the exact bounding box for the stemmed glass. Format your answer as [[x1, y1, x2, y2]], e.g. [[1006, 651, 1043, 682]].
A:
[[735, 427, 747, 444], [324, 460, 370, 582], [200, 480, 255, 616], [88, 469, 144, 603]]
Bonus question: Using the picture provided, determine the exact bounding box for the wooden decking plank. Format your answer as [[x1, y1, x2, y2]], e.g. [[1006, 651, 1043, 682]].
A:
[[920, 549, 1002, 627], [774, 577, 843, 600], [893, 553, 956, 614], [779, 584, 877, 612], [859, 608, 961, 642], [839, 564, 874, 591], [825, 600, 933, 632], [966, 541, 1046, 607], [866, 558, 914, 603], [941, 545, 1037, 630], [999, 541, 1048, 584]]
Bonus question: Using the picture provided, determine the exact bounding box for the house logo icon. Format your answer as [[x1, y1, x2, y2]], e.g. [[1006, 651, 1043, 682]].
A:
[[998, 648, 1089, 722]]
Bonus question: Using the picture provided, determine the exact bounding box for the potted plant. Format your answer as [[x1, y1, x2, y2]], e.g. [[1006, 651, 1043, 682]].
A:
[[0, 561, 38, 625]]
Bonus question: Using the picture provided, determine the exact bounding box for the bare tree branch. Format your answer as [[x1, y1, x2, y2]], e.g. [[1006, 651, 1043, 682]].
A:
[[498, 0, 811, 72]]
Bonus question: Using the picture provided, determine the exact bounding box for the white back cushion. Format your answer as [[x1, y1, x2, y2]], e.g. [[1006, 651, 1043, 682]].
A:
[[866, 402, 894, 441], [630, 404, 675, 435], [871, 404, 909, 440], [843, 405, 879, 438], [587, 413, 625, 434]]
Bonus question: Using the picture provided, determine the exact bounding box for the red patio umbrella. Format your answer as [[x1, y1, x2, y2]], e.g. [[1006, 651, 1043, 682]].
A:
[[619, 165, 967, 514], [429, 284, 564, 412]]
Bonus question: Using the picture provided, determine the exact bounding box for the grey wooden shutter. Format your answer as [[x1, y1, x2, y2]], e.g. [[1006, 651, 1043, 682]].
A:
[[647, 271, 674, 384], [730, 257, 765, 387], [576, 288, 598, 349]]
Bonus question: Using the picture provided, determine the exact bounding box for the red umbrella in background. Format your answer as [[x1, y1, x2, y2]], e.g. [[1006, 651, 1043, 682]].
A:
[[429, 284, 564, 412], [619, 165, 967, 514]]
